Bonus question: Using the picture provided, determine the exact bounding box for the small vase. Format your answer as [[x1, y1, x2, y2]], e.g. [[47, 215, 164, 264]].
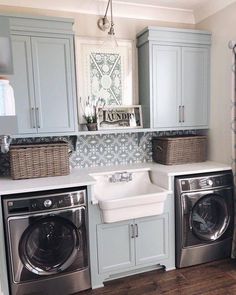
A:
[[86, 123, 98, 131]]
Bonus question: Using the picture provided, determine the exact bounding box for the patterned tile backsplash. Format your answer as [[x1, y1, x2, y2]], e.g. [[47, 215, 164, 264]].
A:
[[0, 130, 196, 176]]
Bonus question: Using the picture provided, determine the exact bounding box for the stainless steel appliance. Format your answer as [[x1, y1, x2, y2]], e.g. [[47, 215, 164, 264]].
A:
[[175, 171, 234, 268], [2, 187, 91, 295]]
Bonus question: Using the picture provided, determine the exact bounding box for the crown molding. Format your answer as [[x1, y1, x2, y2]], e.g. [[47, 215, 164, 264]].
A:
[[110, 1, 195, 24], [194, 0, 236, 23], [0, 0, 195, 24], [1, 0, 236, 24]]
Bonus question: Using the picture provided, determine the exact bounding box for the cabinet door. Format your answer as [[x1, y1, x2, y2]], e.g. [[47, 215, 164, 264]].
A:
[[152, 45, 181, 128], [135, 214, 169, 266], [31, 37, 75, 133], [10, 35, 36, 134], [181, 47, 209, 127], [97, 221, 135, 274]]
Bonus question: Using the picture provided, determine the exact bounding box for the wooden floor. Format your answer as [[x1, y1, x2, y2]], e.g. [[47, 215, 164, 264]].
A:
[[79, 259, 236, 295]]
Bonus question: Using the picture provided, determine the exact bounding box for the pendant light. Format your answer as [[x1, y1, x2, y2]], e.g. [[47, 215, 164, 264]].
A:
[[97, 0, 118, 48]]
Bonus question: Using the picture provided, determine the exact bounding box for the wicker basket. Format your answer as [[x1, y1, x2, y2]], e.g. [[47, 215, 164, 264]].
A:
[[10, 142, 70, 180], [152, 135, 207, 165]]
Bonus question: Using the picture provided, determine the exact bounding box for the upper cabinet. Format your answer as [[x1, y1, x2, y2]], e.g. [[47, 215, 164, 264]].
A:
[[137, 27, 211, 130], [9, 16, 77, 135]]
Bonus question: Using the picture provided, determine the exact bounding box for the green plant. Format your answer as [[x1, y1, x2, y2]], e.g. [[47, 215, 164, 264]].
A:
[[83, 96, 97, 124], [82, 96, 105, 124]]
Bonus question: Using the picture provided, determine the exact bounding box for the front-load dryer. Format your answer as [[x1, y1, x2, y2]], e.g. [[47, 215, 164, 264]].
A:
[[2, 187, 91, 295], [175, 171, 234, 268]]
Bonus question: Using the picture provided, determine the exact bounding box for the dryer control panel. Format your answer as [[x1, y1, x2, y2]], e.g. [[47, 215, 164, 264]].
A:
[[4, 187, 87, 215], [177, 171, 233, 193]]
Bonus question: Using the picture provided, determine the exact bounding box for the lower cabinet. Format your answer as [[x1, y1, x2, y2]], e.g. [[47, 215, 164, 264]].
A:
[[97, 214, 169, 274], [135, 215, 168, 265], [88, 190, 175, 289], [97, 221, 135, 273]]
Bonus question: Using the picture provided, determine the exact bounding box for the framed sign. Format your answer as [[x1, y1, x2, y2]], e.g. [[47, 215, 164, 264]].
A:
[[75, 37, 135, 123], [97, 105, 143, 130]]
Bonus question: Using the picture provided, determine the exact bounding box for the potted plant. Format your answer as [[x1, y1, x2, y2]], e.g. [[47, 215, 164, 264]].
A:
[[83, 97, 98, 131]]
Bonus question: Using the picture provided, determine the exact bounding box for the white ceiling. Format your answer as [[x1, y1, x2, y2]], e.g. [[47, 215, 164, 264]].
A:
[[0, 0, 235, 24]]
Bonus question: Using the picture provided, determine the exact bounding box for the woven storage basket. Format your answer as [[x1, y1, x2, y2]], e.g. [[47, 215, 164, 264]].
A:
[[10, 142, 70, 180], [152, 135, 207, 165]]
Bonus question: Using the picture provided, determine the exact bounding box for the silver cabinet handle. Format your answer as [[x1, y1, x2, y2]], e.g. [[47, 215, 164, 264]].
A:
[[135, 224, 138, 238], [35, 107, 40, 128], [130, 224, 135, 239], [182, 105, 185, 123], [31, 107, 36, 128], [179, 106, 182, 123]]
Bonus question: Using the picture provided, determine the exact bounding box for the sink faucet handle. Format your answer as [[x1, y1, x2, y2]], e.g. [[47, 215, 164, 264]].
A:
[[109, 173, 120, 183], [121, 172, 132, 182], [109, 172, 133, 183]]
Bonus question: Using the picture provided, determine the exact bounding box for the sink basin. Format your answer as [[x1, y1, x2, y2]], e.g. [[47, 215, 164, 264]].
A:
[[91, 169, 170, 223]]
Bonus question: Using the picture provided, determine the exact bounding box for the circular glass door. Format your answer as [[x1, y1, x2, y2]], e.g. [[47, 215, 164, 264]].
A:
[[19, 216, 79, 276], [191, 194, 230, 241]]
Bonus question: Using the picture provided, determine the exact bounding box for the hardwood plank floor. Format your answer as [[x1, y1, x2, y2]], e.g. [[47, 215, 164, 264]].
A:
[[79, 259, 236, 295]]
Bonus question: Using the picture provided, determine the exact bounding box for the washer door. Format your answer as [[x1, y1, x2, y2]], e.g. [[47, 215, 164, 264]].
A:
[[191, 194, 230, 241], [19, 216, 80, 276]]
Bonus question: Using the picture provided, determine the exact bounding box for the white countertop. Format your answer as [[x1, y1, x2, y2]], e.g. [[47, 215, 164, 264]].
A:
[[0, 161, 231, 195], [148, 161, 232, 176], [0, 169, 96, 195]]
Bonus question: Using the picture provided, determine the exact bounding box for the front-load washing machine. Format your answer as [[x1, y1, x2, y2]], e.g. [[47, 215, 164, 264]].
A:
[[2, 187, 91, 295], [175, 170, 234, 268]]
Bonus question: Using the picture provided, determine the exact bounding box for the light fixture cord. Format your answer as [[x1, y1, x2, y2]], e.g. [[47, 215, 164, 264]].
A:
[[104, 0, 111, 18], [109, 0, 115, 35], [110, 0, 113, 24]]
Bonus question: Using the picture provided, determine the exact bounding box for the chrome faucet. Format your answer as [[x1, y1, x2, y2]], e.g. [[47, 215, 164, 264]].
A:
[[109, 172, 133, 183]]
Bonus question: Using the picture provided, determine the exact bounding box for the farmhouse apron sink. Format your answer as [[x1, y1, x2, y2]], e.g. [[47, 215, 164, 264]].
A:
[[91, 169, 170, 223]]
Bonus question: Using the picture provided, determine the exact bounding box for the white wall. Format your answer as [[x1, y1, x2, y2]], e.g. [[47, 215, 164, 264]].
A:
[[196, 3, 236, 165]]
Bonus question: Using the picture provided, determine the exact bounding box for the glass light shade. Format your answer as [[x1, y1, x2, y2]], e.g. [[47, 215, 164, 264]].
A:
[[103, 32, 119, 48]]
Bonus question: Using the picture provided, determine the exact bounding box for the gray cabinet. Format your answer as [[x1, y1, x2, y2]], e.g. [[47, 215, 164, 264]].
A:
[[152, 45, 181, 129], [181, 47, 209, 127], [97, 214, 169, 274], [97, 221, 135, 273], [88, 187, 175, 289], [135, 215, 168, 265], [9, 16, 77, 135], [10, 35, 35, 134], [137, 27, 211, 130]]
